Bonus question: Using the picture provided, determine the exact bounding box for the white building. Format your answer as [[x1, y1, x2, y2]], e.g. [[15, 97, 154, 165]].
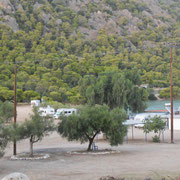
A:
[[31, 100, 40, 107], [134, 108, 180, 130], [168, 115, 180, 130]]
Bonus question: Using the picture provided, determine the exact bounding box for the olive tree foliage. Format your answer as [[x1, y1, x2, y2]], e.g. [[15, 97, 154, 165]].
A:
[[143, 116, 166, 142], [0, 101, 14, 123], [58, 105, 127, 151], [16, 107, 54, 157], [0, 120, 8, 157], [79, 71, 148, 112], [0, 101, 13, 157]]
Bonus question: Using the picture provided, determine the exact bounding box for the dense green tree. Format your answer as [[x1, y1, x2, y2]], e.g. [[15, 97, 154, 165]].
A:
[[58, 105, 127, 151], [0, 119, 8, 157], [143, 116, 166, 142], [15, 107, 54, 157], [24, 90, 40, 102], [159, 87, 180, 99], [79, 72, 148, 112], [0, 101, 14, 123], [0, 101, 13, 157], [0, 87, 14, 102]]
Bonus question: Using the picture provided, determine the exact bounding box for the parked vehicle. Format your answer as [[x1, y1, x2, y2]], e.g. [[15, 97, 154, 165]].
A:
[[54, 108, 77, 119], [175, 110, 180, 115], [38, 106, 55, 117], [134, 123, 145, 128], [31, 100, 40, 107]]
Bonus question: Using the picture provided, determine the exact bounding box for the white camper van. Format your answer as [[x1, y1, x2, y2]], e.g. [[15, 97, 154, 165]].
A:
[[54, 108, 77, 119], [31, 100, 40, 107], [38, 106, 55, 117]]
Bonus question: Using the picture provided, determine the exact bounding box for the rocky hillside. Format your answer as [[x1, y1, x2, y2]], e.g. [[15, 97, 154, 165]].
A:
[[0, 0, 178, 38], [0, 0, 179, 103]]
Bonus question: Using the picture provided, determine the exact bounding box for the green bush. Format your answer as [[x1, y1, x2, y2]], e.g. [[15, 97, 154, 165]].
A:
[[148, 94, 157, 100], [0, 101, 14, 157], [152, 135, 160, 143], [24, 90, 40, 102], [143, 116, 166, 143]]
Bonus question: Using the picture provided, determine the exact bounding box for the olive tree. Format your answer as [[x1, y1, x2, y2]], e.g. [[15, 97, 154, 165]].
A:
[[143, 116, 166, 142], [0, 120, 8, 157], [0, 101, 13, 157], [17, 107, 54, 157], [58, 105, 127, 151], [0, 101, 14, 123]]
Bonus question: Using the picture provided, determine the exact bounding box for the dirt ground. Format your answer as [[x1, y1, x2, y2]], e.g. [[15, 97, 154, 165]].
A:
[[1, 105, 180, 180]]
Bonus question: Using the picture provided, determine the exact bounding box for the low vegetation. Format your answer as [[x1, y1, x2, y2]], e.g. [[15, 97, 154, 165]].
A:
[[0, 101, 13, 157], [143, 116, 166, 142]]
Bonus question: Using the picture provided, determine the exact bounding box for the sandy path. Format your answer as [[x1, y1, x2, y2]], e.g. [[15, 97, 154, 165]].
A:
[[1, 105, 180, 180], [16, 104, 33, 122]]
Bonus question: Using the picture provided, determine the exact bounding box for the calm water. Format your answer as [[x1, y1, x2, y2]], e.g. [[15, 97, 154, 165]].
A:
[[146, 100, 180, 111]]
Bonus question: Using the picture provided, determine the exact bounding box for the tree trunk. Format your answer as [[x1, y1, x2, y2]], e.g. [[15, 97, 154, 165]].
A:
[[86, 131, 99, 151], [159, 131, 161, 142], [87, 138, 93, 151], [30, 135, 34, 157]]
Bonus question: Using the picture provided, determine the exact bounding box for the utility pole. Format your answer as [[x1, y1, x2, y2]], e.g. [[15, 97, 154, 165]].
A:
[[13, 63, 17, 155], [170, 46, 173, 143], [163, 41, 178, 144]]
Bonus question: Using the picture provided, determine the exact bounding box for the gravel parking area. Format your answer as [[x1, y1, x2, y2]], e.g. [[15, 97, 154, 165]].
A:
[[1, 105, 180, 180]]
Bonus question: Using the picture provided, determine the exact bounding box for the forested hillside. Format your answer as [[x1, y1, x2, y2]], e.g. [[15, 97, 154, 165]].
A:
[[0, 0, 180, 104]]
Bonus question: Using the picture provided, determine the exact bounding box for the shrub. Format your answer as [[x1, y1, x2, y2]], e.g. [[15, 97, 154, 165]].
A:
[[152, 135, 160, 143], [148, 94, 157, 100]]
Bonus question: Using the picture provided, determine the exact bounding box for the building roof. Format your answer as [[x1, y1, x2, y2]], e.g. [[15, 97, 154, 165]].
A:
[[145, 109, 169, 113]]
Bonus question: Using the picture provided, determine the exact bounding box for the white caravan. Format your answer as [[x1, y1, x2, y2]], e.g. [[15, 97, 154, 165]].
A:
[[31, 100, 40, 107], [38, 106, 55, 117], [54, 108, 77, 119]]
